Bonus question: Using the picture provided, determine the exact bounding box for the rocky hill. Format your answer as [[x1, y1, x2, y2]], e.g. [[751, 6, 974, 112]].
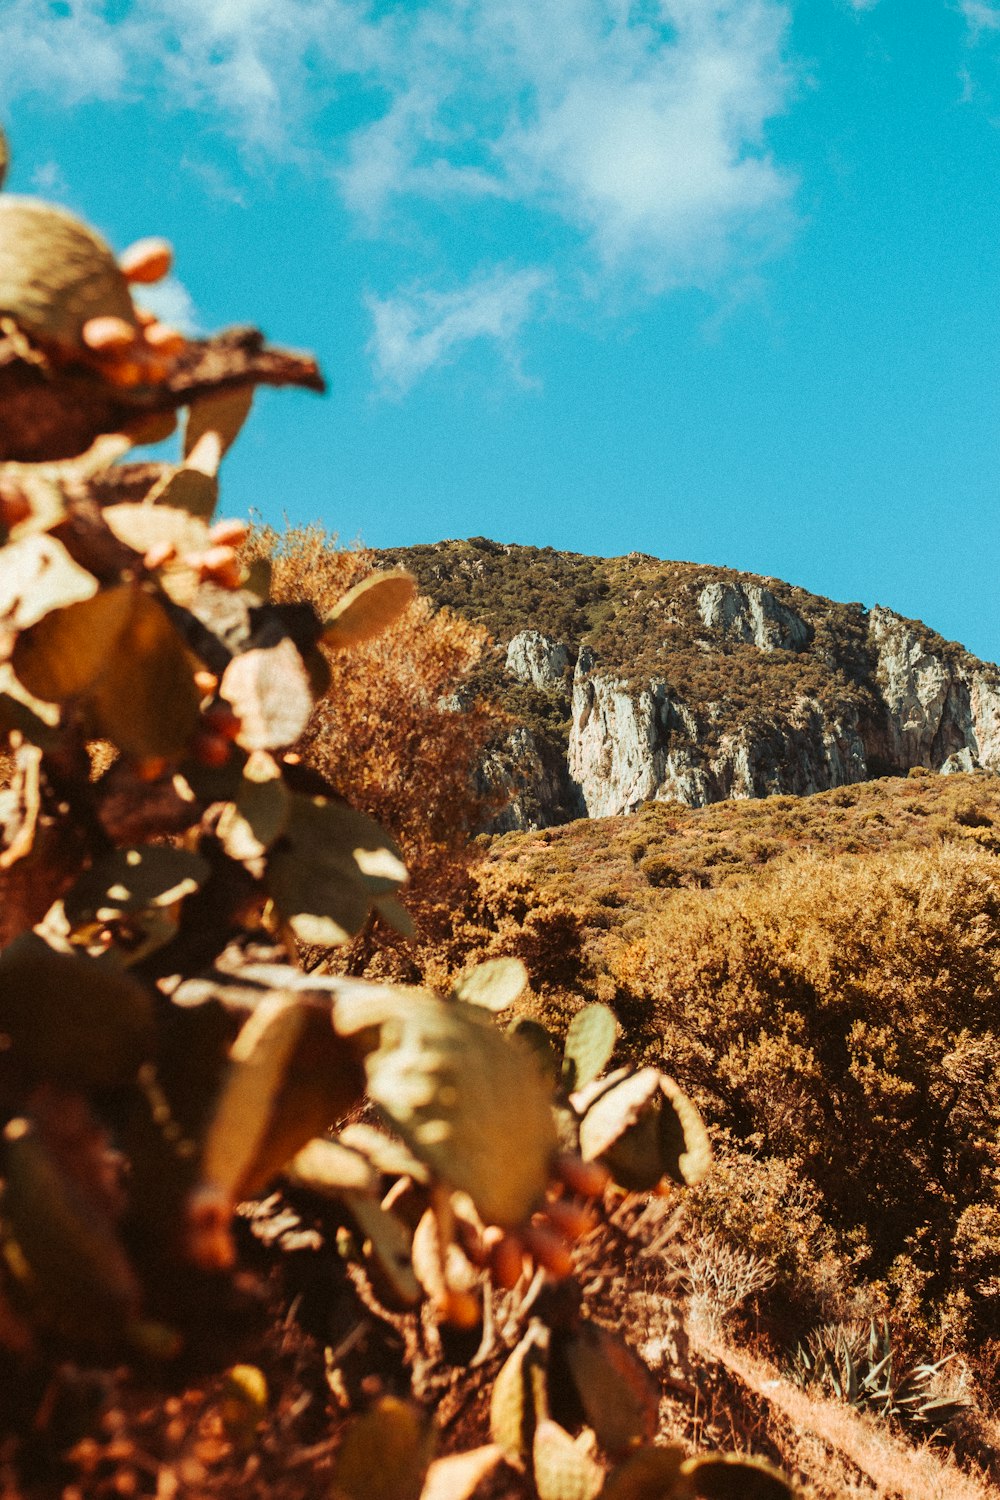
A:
[[377, 539, 1000, 829]]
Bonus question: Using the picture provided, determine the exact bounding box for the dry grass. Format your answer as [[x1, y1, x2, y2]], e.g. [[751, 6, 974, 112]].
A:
[[697, 1332, 1000, 1500]]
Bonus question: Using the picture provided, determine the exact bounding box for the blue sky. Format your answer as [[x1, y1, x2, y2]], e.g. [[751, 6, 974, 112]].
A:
[[3, 1, 1000, 660]]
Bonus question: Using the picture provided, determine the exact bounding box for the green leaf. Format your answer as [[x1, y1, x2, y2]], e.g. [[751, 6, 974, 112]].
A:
[[322, 570, 416, 650], [563, 1003, 617, 1091], [200, 996, 366, 1202], [452, 957, 528, 1012], [220, 638, 315, 752], [267, 794, 407, 948], [63, 845, 209, 927], [364, 993, 556, 1228], [0, 931, 154, 1089], [331, 1397, 434, 1500], [216, 751, 290, 862], [0, 533, 97, 630]]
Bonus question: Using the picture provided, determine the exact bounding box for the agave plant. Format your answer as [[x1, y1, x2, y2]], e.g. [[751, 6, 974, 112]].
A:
[[791, 1319, 968, 1433]]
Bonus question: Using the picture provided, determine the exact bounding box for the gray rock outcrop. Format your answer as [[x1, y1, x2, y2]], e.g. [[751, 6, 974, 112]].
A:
[[697, 581, 809, 652], [505, 631, 571, 690]]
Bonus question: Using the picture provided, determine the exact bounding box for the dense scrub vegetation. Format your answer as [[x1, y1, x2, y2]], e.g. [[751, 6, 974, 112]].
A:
[[456, 772, 1000, 1396]]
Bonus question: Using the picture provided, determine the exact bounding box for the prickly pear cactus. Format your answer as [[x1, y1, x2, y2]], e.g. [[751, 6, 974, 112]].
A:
[[0, 197, 137, 352]]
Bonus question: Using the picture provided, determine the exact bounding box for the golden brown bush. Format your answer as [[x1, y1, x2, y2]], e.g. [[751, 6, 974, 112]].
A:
[[611, 842, 1000, 1350], [246, 526, 501, 971]]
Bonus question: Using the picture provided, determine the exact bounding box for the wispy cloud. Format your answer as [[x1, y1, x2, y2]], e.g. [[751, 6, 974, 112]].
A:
[[366, 267, 551, 393], [0, 1, 798, 386], [136, 275, 201, 335], [960, 0, 1000, 32]]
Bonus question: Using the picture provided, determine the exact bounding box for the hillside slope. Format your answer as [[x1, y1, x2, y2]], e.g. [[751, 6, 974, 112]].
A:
[[378, 540, 1000, 827]]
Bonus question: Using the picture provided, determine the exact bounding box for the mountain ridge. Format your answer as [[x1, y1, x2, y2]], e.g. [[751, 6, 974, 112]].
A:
[[376, 539, 1000, 828]]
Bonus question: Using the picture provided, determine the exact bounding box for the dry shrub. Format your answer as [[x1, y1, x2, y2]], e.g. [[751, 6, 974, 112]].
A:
[[612, 843, 1000, 1357], [246, 526, 500, 972]]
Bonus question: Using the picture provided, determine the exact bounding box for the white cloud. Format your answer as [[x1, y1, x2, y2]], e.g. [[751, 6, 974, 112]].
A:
[[366, 267, 551, 392], [337, 0, 795, 290], [135, 274, 201, 334], [0, 0, 798, 384], [0, 1, 131, 104], [961, 0, 1000, 31]]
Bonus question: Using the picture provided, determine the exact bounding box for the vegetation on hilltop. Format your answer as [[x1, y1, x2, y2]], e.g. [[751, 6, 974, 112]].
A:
[[379, 540, 995, 777]]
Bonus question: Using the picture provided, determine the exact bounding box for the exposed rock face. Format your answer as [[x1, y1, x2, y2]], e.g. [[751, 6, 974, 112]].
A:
[[568, 653, 871, 817], [479, 724, 583, 833], [505, 630, 571, 690], [697, 581, 809, 652], [377, 540, 1000, 828], [564, 609, 1000, 819]]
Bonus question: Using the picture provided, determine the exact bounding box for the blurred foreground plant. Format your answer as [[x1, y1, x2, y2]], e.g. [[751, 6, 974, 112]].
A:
[[0, 125, 801, 1500]]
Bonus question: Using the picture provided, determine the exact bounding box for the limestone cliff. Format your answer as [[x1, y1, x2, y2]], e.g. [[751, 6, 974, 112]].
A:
[[378, 540, 1000, 827]]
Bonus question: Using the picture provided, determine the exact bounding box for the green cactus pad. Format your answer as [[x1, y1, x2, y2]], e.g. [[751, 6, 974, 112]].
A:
[[220, 637, 315, 752], [507, 1018, 561, 1083], [266, 793, 408, 948], [284, 1137, 379, 1197], [102, 497, 209, 577], [600, 1446, 686, 1500], [452, 956, 529, 1012], [562, 1321, 658, 1456], [0, 932, 154, 1088], [216, 751, 290, 863], [420, 1447, 504, 1500], [145, 465, 220, 520], [562, 1003, 618, 1091], [679, 1454, 798, 1499], [532, 1420, 604, 1500], [578, 1068, 710, 1192], [363, 993, 557, 1227], [321, 569, 416, 651], [12, 584, 201, 759], [331, 1397, 434, 1500], [2, 1117, 142, 1341], [200, 995, 366, 1202], [63, 845, 209, 928], [0, 196, 137, 351], [0, 532, 98, 630], [184, 386, 254, 466], [657, 1075, 712, 1187], [337, 1122, 429, 1182], [340, 1189, 421, 1309], [490, 1321, 551, 1465]]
